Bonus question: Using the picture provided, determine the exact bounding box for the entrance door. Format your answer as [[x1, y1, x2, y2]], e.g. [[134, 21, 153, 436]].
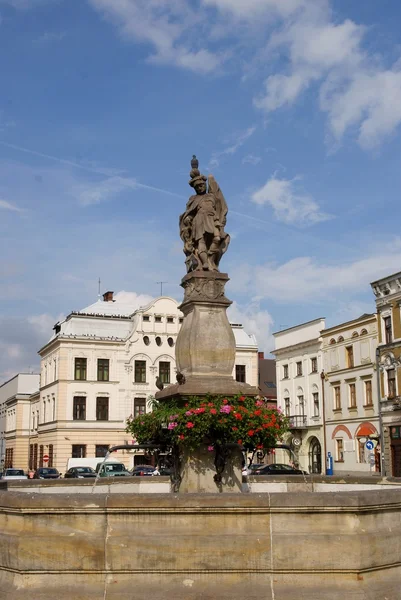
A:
[[309, 438, 322, 474], [392, 442, 401, 477]]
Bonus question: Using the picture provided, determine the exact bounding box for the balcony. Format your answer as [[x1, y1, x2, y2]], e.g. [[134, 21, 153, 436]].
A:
[[288, 415, 308, 429]]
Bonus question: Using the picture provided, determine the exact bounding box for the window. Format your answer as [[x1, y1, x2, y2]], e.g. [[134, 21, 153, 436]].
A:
[[296, 361, 302, 376], [360, 328, 368, 336], [73, 396, 86, 420], [39, 445, 44, 468], [179, 318, 183, 324], [357, 439, 366, 464], [336, 438, 344, 462], [143, 336, 150, 345], [156, 336, 162, 346], [167, 337, 174, 347], [95, 445, 109, 458], [134, 397, 146, 418], [311, 357, 317, 373], [72, 444, 86, 459], [313, 392, 319, 417], [74, 357, 87, 381], [235, 364, 246, 383], [349, 383, 356, 408], [159, 361, 170, 384], [298, 395, 305, 415], [334, 386, 341, 410], [364, 380, 373, 406], [134, 360, 146, 383], [384, 316, 393, 344], [388, 368, 396, 398], [96, 397, 109, 421], [329, 338, 336, 345], [48, 444, 54, 468], [167, 317, 174, 324], [283, 364, 289, 379], [284, 398, 290, 416], [143, 315, 150, 322], [155, 316, 162, 323], [43, 400, 46, 423], [97, 359, 109, 381], [346, 346, 354, 368]]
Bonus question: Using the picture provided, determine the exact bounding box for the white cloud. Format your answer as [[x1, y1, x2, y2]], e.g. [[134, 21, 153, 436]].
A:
[[251, 176, 332, 226], [34, 31, 66, 44], [209, 126, 256, 168], [88, 0, 223, 73], [242, 154, 261, 165], [234, 240, 401, 304], [202, 0, 308, 20], [0, 199, 22, 212], [113, 290, 154, 308], [73, 176, 139, 206], [228, 300, 274, 353]]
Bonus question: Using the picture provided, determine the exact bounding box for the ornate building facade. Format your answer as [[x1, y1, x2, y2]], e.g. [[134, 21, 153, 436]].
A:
[[371, 271, 401, 476]]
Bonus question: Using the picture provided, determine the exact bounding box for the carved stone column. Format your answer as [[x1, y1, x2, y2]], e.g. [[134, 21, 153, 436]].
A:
[[156, 271, 258, 400]]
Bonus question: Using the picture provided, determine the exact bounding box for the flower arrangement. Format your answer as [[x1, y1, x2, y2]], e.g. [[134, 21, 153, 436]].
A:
[[126, 395, 289, 452]]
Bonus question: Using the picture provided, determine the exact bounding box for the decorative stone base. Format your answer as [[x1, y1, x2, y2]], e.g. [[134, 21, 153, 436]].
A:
[[179, 444, 243, 493], [155, 376, 258, 401]]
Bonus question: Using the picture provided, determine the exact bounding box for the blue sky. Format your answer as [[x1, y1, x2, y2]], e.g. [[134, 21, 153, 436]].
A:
[[1, 0, 401, 380]]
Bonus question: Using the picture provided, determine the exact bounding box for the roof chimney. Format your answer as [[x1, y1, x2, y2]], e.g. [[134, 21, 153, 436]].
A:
[[103, 291, 114, 302], [258, 351, 265, 359]]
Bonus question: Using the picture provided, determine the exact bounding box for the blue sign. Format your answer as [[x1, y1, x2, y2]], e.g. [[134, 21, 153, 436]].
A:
[[365, 440, 374, 451]]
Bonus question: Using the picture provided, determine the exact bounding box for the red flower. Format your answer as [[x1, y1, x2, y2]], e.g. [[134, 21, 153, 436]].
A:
[[257, 444, 263, 449], [232, 426, 238, 431], [248, 430, 255, 436], [222, 398, 229, 404], [208, 402, 214, 407], [178, 434, 185, 440], [234, 413, 243, 420], [185, 403, 189, 407], [237, 439, 243, 445], [239, 396, 246, 401], [186, 422, 195, 428], [254, 409, 262, 416], [210, 408, 217, 415]]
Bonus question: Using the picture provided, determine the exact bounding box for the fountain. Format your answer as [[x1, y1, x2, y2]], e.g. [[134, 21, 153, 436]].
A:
[[1, 157, 401, 599]]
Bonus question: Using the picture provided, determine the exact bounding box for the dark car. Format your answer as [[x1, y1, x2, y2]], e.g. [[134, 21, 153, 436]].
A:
[[131, 465, 155, 477], [253, 463, 308, 476], [33, 467, 61, 480], [64, 466, 96, 479]]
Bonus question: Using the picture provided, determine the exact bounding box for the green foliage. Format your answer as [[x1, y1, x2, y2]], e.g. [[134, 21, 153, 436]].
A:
[[126, 395, 289, 451]]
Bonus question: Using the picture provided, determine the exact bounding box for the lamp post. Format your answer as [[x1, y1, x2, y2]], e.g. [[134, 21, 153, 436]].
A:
[[375, 347, 386, 476], [320, 370, 328, 474]]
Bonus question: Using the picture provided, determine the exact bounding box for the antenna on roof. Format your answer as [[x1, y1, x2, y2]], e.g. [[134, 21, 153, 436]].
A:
[[98, 277, 101, 300], [156, 281, 168, 296]]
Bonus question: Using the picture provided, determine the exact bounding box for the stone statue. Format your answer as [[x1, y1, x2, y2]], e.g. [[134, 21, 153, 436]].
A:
[[179, 156, 230, 272]]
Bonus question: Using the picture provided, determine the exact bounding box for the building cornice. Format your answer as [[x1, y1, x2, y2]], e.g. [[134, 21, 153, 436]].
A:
[[321, 314, 376, 337], [272, 338, 321, 356]]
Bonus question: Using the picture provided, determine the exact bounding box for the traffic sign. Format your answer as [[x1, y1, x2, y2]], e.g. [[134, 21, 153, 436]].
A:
[[43, 454, 49, 463], [365, 440, 374, 451]]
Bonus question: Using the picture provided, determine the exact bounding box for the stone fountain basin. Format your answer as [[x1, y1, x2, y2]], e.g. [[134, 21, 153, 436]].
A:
[[1, 481, 401, 599]]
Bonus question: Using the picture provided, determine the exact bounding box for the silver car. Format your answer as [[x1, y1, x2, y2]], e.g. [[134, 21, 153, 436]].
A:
[[1, 468, 28, 481]]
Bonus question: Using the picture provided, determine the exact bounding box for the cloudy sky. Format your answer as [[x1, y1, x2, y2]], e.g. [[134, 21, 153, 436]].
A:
[[1, 0, 401, 381]]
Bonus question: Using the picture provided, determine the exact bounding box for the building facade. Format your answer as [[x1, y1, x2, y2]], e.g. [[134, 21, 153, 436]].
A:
[[273, 319, 325, 474], [7, 293, 258, 473], [321, 314, 380, 474], [371, 272, 401, 477], [0, 373, 40, 472]]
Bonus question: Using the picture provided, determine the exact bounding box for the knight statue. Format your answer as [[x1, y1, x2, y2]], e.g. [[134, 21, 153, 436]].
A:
[[179, 155, 230, 272]]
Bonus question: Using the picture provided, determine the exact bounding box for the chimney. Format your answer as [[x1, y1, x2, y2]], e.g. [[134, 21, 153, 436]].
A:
[[103, 291, 114, 302], [258, 351, 265, 359]]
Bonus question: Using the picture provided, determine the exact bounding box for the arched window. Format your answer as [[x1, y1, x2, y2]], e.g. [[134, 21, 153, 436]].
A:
[[329, 338, 336, 345], [308, 437, 322, 474], [360, 328, 368, 336], [337, 336, 344, 342], [352, 331, 359, 338]]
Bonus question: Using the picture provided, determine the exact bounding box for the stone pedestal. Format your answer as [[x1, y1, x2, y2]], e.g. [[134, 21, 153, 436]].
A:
[[179, 444, 243, 493], [156, 271, 258, 401]]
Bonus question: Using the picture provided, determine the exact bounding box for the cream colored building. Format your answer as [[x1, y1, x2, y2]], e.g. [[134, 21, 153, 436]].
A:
[[272, 318, 325, 474], [0, 373, 40, 472], [16, 293, 258, 473], [321, 313, 380, 474]]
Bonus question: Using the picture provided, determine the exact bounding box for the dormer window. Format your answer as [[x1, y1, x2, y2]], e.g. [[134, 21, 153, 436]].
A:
[[155, 316, 162, 323], [143, 315, 150, 322], [167, 317, 174, 324]]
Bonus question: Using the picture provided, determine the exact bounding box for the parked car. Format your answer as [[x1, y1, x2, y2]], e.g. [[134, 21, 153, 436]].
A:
[[33, 467, 61, 480], [131, 465, 155, 477], [1, 468, 28, 481], [95, 461, 131, 477], [243, 463, 265, 476], [64, 466, 96, 479], [252, 463, 308, 476]]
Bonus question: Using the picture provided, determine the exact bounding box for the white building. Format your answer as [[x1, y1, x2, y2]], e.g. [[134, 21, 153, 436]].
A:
[[15, 292, 258, 473], [0, 373, 40, 471], [272, 318, 325, 474], [321, 313, 380, 474]]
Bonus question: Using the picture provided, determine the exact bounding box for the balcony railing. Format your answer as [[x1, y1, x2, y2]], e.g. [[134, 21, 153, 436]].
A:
[[288, 415, 308, 428]]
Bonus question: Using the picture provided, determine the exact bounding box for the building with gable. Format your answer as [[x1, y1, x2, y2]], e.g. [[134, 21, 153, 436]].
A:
[[13, 292, 258, 473]]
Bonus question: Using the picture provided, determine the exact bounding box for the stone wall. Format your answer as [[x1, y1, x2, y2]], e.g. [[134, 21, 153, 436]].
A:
[[1, 488, 401, 599]]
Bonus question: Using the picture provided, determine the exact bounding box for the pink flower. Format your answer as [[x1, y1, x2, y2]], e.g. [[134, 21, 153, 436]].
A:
[[185, 410, 193, 416], [186, 422, 195, 428], [168, 422, 178, 430], [256, 400, 264, 407], [208, 445, 214, 452], [169, 414, 179, 421], [220, 405, 231, 414]]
